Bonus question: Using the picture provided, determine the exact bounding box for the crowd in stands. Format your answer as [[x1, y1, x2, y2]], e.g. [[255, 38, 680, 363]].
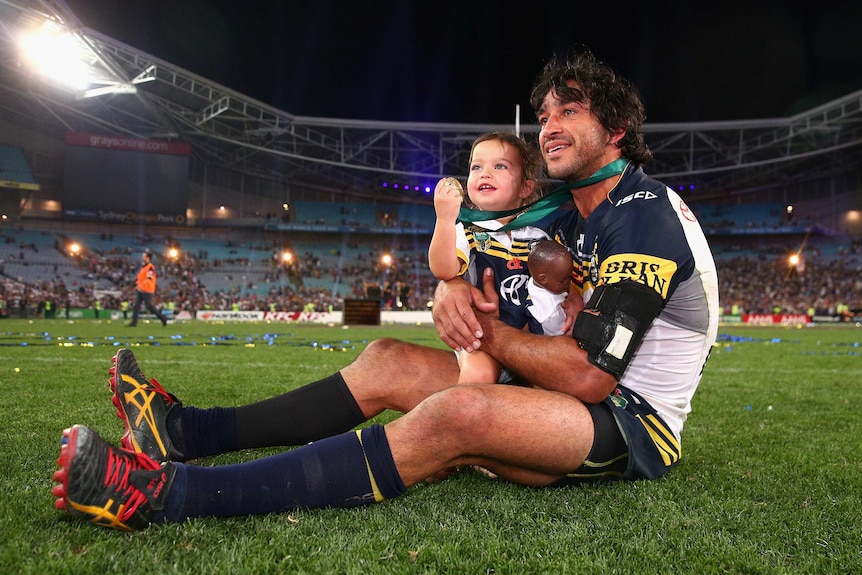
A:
[[0, 229, 440, 319], [714, 238, 862, 316], [1, 227, 861, 321]]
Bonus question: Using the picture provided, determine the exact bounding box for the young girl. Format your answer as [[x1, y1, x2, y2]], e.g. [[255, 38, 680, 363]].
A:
[[428, 131, 556, 384]]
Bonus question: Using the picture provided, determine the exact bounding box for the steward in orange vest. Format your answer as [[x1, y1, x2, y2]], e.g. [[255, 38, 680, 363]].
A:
[[129, 249, 168, 327]]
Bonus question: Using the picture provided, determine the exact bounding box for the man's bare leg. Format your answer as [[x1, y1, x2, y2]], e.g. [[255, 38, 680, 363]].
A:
[[109, 341, 461, 461], [58, 349, 593, 530], [340, 338, 462, 417], [384, 383, 595, 488]]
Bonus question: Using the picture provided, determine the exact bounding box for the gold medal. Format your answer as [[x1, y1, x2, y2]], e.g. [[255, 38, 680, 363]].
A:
[[445, 177, 464, 197]]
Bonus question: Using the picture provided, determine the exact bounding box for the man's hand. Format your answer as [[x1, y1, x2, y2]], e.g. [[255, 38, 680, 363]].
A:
[[479, 267, 500, 319], [560, 285, 584, 335], [432, 271, 498, 351]]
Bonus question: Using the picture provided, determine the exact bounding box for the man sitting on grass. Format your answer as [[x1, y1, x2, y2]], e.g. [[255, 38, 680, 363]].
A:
[[52, 48, 719, 531]]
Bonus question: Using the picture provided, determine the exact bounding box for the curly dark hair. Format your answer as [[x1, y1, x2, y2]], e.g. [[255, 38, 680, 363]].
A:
[[529, 47, 653, 166]]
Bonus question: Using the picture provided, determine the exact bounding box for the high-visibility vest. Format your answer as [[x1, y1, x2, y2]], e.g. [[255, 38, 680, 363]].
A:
[[136, 263, 157, 293]]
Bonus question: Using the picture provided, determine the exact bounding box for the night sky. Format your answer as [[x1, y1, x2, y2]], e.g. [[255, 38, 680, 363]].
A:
[[64, 0, 862, 125]]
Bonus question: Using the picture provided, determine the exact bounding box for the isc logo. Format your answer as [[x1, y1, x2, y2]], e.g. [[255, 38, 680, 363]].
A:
[[615, 190, 657, 206]]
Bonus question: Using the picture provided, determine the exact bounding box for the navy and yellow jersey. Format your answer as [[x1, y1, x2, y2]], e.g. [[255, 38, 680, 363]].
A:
[[454, 220, 550, 329], [549, 164, 719, 439]]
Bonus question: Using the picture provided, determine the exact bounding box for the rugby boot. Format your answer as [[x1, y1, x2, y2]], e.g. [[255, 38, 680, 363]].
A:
[[109, 348, 185, 462], [52, 424, 175, 531]]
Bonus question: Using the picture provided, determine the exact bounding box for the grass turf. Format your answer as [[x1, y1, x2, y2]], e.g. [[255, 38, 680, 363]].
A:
[[0, 318, 860, 574]]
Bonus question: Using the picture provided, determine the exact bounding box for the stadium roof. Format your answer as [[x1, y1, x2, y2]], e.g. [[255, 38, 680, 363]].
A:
[[1, 0, 861, 204]]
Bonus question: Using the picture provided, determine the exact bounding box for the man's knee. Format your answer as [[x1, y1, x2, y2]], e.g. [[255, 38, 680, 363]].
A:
[[360, 337, 409, 360], [358, 338, 454, 371], [416, 384, 494, 438], [343, 339, 460, 414]]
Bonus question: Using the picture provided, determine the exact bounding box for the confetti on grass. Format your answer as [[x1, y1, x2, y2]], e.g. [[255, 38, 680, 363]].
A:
[[0, 331, 363, 351], [714, 333, 860, 356]]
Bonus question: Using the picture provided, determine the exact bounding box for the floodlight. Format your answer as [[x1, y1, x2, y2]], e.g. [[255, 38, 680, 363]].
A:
[[17, 19, 136, 97], [19, 21, 94, 90]]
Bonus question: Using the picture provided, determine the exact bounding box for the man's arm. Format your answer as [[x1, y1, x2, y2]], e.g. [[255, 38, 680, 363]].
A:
[[477, 314, 617, 403], [474, 269, 615, 403], [560, 284, 583, 335]]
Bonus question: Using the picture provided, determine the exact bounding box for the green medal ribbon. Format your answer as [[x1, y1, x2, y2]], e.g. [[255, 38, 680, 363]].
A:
[[458, 158, 630, 231]]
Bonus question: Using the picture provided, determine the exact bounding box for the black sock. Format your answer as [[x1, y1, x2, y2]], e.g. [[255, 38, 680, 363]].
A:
[[234, 372, 366, 448], [172, 405, 238, 459]]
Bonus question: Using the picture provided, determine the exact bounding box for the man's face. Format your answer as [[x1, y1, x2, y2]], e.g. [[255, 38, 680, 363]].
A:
[[536, 83, 618, 181]]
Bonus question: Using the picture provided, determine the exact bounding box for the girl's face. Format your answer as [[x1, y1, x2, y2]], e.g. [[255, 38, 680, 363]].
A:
[[466, 139, 534, 213]]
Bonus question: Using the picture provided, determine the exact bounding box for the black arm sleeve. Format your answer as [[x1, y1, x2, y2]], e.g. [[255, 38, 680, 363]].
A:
[[571, 279, 664, 379]]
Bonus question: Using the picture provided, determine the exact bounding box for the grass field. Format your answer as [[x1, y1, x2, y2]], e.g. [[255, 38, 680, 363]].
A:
[[1, 318, 860, 574]]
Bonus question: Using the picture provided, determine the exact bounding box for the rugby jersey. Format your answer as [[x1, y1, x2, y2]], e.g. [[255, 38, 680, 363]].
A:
[[549, 164, 719, 439], [455, 220, 549, 329]]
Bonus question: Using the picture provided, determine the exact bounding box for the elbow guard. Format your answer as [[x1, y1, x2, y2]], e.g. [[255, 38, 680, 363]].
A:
[[572, 279, 664, 379]]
